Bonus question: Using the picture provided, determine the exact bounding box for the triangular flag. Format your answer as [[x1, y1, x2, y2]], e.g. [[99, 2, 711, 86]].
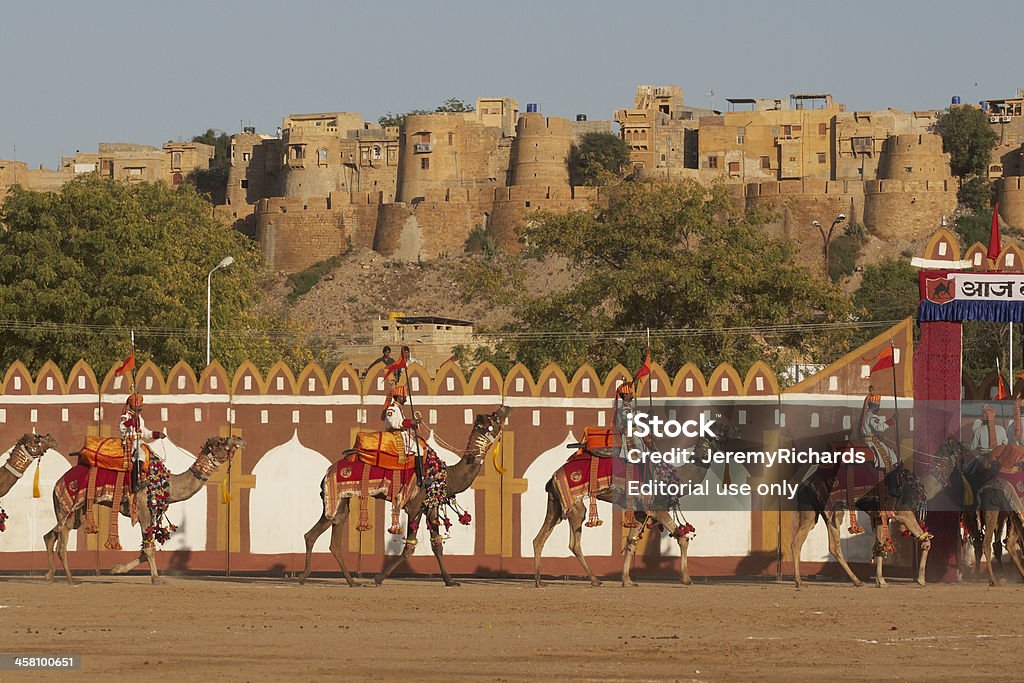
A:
[[996, 374, 1009, 400], [114, 351, 136, 376], [634, 352, 651, 381], [988, 202, 1002, 263], [867, 346, 895, 374], [383, 355, 407, 381]]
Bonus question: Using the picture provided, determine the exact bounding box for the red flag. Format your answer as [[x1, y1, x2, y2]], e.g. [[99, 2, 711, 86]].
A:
[[864, 346, 894, 374], [996, 374, 1009, 400], [383, 355, 407, 381], [634, 352, 651, 381], [114, 351, 135, 376], [988, 203, 1002, 262]]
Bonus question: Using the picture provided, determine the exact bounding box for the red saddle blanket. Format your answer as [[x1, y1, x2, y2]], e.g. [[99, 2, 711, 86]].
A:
[[323, 455, 419, 520], [999, 469, 1024, 498], [552, 450, 627, 512], [77, 436, 152, 472], [806, 444, 884, 510], [352, 432, 427, 471]]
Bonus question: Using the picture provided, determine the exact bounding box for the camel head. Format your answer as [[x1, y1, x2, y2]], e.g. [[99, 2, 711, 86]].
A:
[[465, 405, 511, 463], [18, 432, 57, 459], [199, 435, 247, 467]]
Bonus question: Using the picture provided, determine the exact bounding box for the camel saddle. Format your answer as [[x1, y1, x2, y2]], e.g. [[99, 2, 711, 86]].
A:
[[579, 427, 621, 458], [77, 436, 152, 472], [351, 431, 427, 471]]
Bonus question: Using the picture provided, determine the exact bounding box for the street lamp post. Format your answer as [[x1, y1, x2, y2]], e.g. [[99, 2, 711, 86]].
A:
[[812, 212, 847, 279], [206, 256, 235, 367]]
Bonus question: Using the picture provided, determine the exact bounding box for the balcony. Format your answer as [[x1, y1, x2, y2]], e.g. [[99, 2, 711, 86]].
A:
[[414, 143, 433, 153]]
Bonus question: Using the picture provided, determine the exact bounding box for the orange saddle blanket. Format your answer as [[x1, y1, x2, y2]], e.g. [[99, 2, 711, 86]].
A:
[[77, 436, 152, 472], [583, 427, 621, 457], [353, 431, 427, 471]]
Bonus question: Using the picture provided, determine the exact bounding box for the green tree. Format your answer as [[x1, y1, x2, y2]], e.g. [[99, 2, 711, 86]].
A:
[[568, 132, 632, 186], [0, 176, 315, 373], [460, 179, 853, 376], [378, 98, 475, 128], [934, 105, 998, 179], [852, 257, 919, 327], [184, 128, 231, 204], [957, 175, 993, 214]]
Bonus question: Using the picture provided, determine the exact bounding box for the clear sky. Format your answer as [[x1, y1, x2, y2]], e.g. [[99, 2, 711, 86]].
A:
[[1, 0, 1019, 169]]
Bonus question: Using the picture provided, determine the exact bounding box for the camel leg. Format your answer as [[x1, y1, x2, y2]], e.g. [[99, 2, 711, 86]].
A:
[[890, 510, 930, 587], [983, 510, 998, 587], [328, 507, 360, 587], [660, 512, 692, 586], [566, 502, 601, 587], [872, 513, 889, 588], [56, 521, 75, 585], [143, 542, 162, 584], [532, 490, 562, 588], [621, 511, 648, 588], [298, 514, 334, 585], [375, 503, 421, 586], [826, 510, 863, 587], [111, 553, 146, 575], [791, 510, 817, 589], [423, 509, 459, 587], [1004, 515, 1024, 582], [963, 512, 983, 579], [43, 525, 60, 583]]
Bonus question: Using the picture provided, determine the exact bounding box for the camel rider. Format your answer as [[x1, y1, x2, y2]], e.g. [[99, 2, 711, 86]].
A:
[[855, 386, 897, 471], [613, 382, 640, 458], [119, 394, 166, 490], [382, 385, 419, 460]]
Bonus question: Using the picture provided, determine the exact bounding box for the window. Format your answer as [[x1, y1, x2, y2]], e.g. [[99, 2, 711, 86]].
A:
[[242, 152, 251, 162], [782, 125, 792, 137], [290, 145, 304, 160], [126, 167, 143, 177], [373, 146, 382, 160], [419, 132, 431, 143], [421, 158, 429, 170], [317, 148, 328, 166], [736, 127, 745, 144], [240, 179, 248, 188], [171, 152, 181, 169], [904, 166, 913, 173], [708, 156, 718, 169], [728, 161, 740, 172], [760, 156, 771, 169], [818, 122, 827, 135], [852, 136, 873, 154], [448, 132, 454, 145], [817, 152, 826, 164]]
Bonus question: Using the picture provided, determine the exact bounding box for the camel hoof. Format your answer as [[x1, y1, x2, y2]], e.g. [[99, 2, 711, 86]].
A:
[[989, 580, 997, 587], [852, 580, 864, 588], [151, 578, 166, 585], [373, 575, 385, 586], [589, 579, 603, 587], [915, 579, 927, 587], [44, 573, 55, 583], [875, 581, 888, 588], [680, 577, 693, 586], [111, 564, 128, 575], [621, 581, 638, 588], [444, 580, 461, 587], [534, 580, 546, 589], [298, 575, 308, 586]]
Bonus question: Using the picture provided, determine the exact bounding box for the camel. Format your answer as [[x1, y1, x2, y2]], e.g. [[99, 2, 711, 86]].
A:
[[791, 437, 963, 589], [0, 433, 57, 497], [531, 427, 731, 588], [974, 476, 1024, 586], [298, 405, 509, 587], [43, 435, 245, 584]]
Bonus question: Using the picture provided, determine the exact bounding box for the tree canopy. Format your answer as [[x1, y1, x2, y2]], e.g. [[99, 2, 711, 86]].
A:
[[459, 179, 853, 375], [934, 105, 998, 179], [0, 175, 314, 373], [568, 132, 632, 186], [377, 98, 475, 128], [184, 128, 231, 204]]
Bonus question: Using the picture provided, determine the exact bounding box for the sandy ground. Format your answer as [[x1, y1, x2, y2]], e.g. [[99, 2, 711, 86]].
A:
[[0, 574, 1021, 682]]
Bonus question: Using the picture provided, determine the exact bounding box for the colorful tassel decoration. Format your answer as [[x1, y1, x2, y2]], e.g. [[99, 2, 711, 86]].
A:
[[32, 460, 41, 498]]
